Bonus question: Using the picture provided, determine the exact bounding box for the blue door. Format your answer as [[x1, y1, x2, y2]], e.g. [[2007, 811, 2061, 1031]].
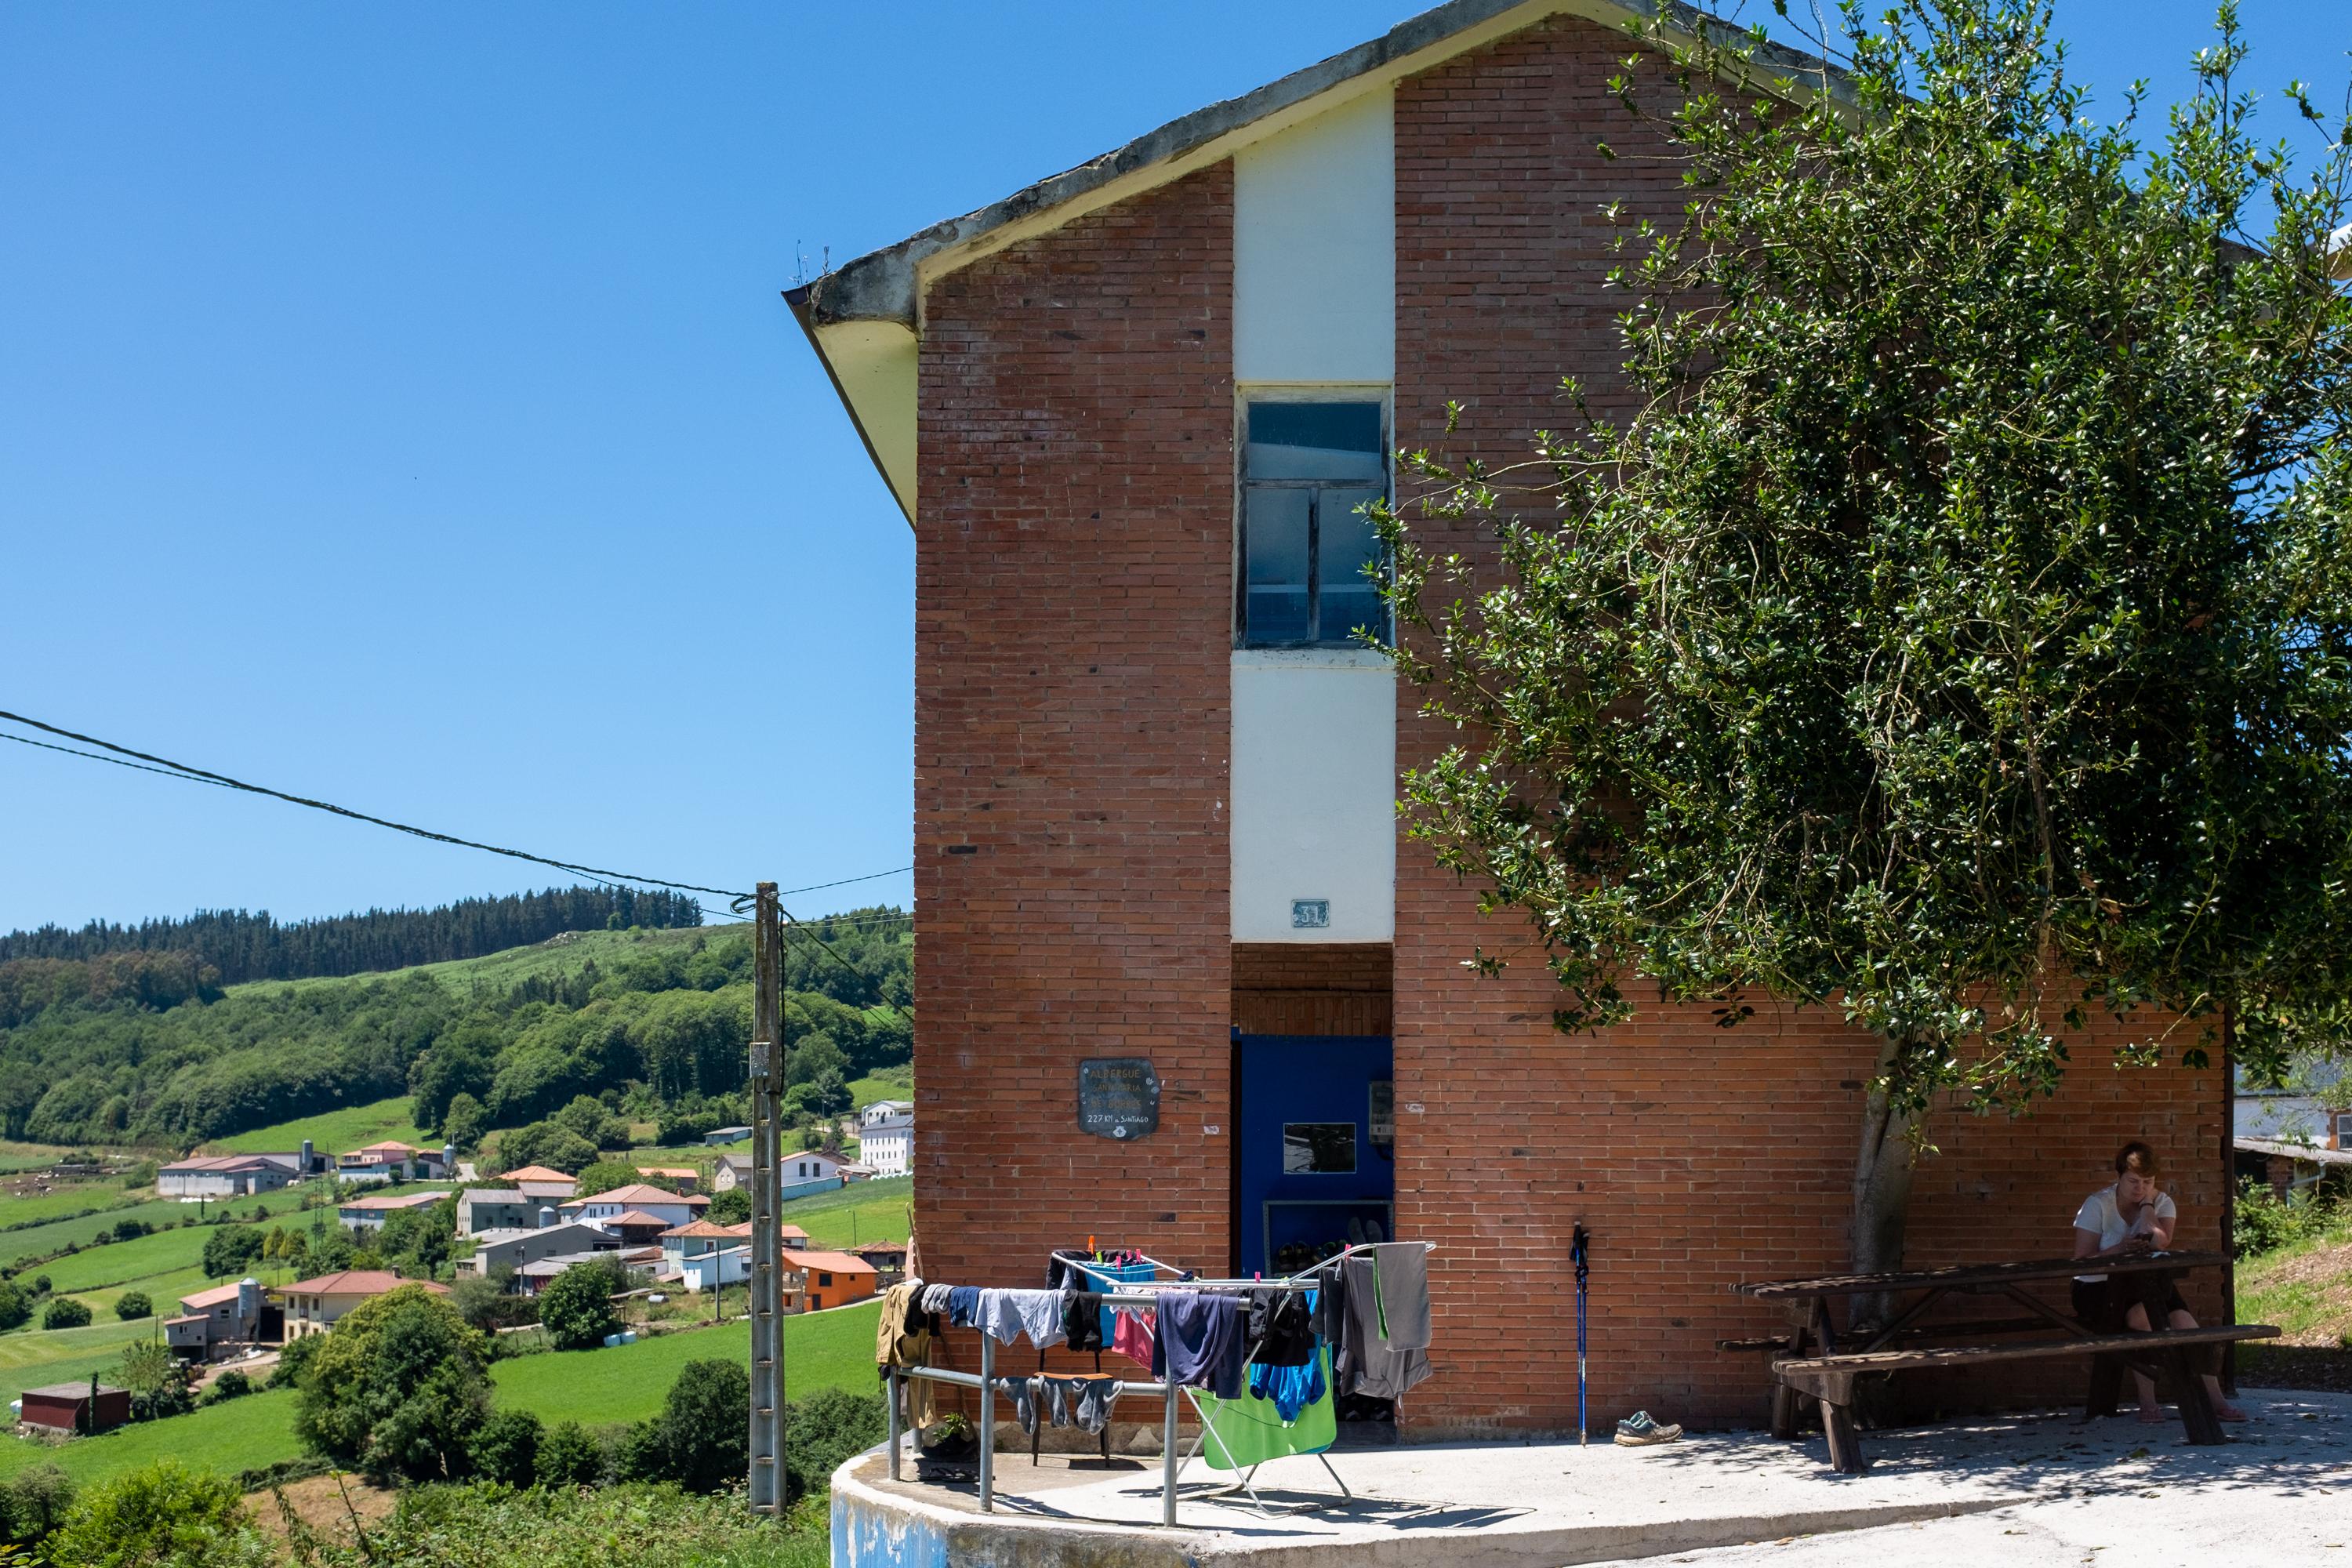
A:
[[1235, 1033, 1394, 1276]]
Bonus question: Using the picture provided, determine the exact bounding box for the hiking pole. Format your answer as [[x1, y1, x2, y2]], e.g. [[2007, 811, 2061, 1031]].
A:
[[1571, 1223, 1591, 1445]]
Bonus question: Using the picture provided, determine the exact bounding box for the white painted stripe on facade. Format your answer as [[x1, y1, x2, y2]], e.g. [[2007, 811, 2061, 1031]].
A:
[[1233, 88, 1396, 384], [1230, 649, 1397, 942]]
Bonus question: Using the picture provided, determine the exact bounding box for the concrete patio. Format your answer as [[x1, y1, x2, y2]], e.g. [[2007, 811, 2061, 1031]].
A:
[[830, 1391, 2352, 1566]]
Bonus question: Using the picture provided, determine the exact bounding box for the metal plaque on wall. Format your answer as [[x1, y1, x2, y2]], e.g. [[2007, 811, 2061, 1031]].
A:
[[1076, 1058, 1160, 1141]]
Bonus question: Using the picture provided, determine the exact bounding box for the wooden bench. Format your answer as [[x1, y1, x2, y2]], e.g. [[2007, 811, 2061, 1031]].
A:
[[1773, 1323, 2278, 1472]]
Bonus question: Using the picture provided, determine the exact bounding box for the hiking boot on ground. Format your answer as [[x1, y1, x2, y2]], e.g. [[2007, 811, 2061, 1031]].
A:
[[1614, 1410, 1683, 1446]]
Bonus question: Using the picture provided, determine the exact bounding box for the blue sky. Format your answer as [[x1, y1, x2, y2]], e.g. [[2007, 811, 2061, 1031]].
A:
[[2, 1, 2344, 934]]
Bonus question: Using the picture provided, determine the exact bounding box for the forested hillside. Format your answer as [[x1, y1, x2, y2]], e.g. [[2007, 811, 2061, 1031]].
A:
[[0, 910, 909, 1151], [0, 887, 702, 985]]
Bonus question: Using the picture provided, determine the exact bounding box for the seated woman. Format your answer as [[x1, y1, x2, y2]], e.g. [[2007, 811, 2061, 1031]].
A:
[[2071, 1140, 2246, 1423]]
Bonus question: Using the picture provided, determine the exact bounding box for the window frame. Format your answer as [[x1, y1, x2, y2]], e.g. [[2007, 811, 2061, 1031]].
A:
[[1234, 386, 1394, 650]]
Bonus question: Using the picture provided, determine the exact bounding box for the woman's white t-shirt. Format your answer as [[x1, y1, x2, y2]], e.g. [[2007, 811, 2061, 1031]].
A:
[[2073, 1184, 2176, 1282]]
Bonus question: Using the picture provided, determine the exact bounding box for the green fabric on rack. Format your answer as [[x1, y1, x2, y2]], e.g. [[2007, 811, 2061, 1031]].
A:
[[1195, 1348, 1335, 1471]]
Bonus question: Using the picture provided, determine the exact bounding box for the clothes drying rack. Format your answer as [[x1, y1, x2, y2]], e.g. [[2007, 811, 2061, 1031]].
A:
[[880, 1240, 1435, 1526]]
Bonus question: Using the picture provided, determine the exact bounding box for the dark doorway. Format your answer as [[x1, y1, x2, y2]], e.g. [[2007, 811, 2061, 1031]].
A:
[[1234, 1033, 1394, 1276]]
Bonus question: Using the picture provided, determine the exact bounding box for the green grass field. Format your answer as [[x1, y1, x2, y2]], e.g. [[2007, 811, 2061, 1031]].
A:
[[775, 1180, 912, 1250], [0, 1185, 143, 1234], [0, 1315, 162, 1423], [212, 1098, 437, 1156], [0, 1386, 303, 1486], [844, 1071, 912, 1112], [235, 927, 712, 1003], [0, 1183, 326, 1275], [491, 1300, 881, 1426]]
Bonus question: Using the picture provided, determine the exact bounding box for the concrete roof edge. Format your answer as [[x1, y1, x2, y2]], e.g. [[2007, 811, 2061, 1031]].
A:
[[797, 0, 1850, 330]]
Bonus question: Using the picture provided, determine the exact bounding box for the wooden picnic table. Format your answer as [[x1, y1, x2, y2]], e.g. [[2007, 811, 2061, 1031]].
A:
[[1726, 1253, 2277, 1472]]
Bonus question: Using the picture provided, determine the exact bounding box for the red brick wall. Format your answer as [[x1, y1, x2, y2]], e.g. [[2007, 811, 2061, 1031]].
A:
[[1390, 16, 2226, 1435], [912, 163, 1238, 1319], [1232, 943, 1393, 1036]]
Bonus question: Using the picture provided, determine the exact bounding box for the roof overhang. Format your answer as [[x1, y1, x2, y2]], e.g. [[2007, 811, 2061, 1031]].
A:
[[784, 0, 1850, 529]]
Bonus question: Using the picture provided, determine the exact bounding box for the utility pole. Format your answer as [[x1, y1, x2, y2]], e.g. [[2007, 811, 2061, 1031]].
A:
[[747, 882, 786, 1513]]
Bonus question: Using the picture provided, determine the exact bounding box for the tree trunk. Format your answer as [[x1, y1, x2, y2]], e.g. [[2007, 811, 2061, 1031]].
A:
[[1849, 1034, 1921, 1332]]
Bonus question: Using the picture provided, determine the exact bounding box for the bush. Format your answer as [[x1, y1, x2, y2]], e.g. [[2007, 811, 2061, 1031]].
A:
[[450, 1269, 535, 1334], [110, 1219, 152, 1243], [347, 1480, 818, 1567], [42, 1297, 90, 1330], [534, 1420, 608, 1488], [33, 1275, 51, 1295], [118, 1160, 157, 1190], [294, 1286, 491, 1481], [625, 1359, 749, 1494], [42, 1460, 255, 1568], [783, 1387, 887, 1504], [573, 1160, 675, 1200], [496, 1120, 600, 1176], [199, 1224, 264, 1279], [467, 1407, 543, 1487], [704, 1188, 751, 1226], [198, 1370, 252, 1406], [114, 1290, 153, 1321], [0, 1465, 75, 1548], [0, 1281, 31, 1332], [2234, 1180, 2348, 1258], [538, 1258, 624, 1350], [268, 1330, 321, 1390], [116, 1339, 196, 1422]]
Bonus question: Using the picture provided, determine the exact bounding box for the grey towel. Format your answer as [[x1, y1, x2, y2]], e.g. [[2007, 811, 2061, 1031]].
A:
[[1370, 1243, 1431, 1351]]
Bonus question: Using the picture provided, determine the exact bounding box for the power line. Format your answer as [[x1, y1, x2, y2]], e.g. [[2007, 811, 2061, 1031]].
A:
[[0, 709, 906, 908]]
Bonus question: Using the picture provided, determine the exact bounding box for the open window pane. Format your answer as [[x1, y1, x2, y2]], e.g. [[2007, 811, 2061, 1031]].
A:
[[1244, 487, 1312, 644], [1316, 485, 1386, 643], [1282, 1122, 1358, 1174], [1246, 401, 1384, 482]]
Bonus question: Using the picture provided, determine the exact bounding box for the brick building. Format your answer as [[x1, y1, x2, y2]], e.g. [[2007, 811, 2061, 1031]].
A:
[[788, 0, 2227, 1433]]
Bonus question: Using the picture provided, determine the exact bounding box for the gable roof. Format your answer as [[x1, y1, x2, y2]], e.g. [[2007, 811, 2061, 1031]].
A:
[[566, 1184, 708, 1208], [281, 1271, 449, 1298], [459, 1189, 528, 1206], [786, 0, 1846, 526], [160, 1153, 278, 1174], [661, 1220, 742, 1240], [603, 1209, 677, 1228], [789, 1250, 879, 1276], [179, 1282, 249, 1309], [498, 1166, 579, 1185], [338, 1192, 445, 1212]]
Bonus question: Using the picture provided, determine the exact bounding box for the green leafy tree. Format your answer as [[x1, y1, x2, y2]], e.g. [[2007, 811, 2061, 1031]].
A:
[[449, 1268, 530, 1334], [534, 1421, 608, 1487], [293, 1285, 492, 1481], [267, 1330, 321, 1391], [114, 1339, 194, 1423], [441, 1091, 488, 1152], [40, 1460, 252, 1568], [0, 1465, 75, 1548], [378, 1197, 457, 1278], [1383, 0, 2352, 1278], [552, 1094, 632, 1150], [0, 1282, 35, 1333], [495, 1121, 599, 1175], [113, 1290, 152, 1322], [626, 1359, 749, 1494], [41, 1298, 89, 1330], [536, 1258, 624, 1350], [704, 1188, 751, 1226], [198, 1225, 263, 1279], [467, 1408, 543, 1487]]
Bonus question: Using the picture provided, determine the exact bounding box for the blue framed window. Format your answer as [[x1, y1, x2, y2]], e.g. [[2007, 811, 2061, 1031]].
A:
[[1239, 399, 1389, 648]]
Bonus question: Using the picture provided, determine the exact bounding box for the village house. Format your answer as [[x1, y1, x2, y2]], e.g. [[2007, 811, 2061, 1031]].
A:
[[707, 1150, 843, 1197], [850, 1239, 909, 1287], [456, 1188, 538, 1236], [857, 1112, 913, 1178], [468, 1220, 619, 1279], [635, 1165, 702, 1193], [336, 1190, 445, 1231], [703, 1125, 751, 1146], [658, 1219, 753, 1290], [790, 1249, 880, 1312], [279, 1270, 448, 1339], [335, 1141, 455, 1185], [786, 0, 2227, 1432], [162, 1277, 273, 1362], [514, 1246, 661, 1294], [710, 1154, 751, 1193], [495, 1164, 580, 1204], [156, 1141, 328, 1200], [858, 1100, 913, 1129], [557, 1182, 708, 1231]]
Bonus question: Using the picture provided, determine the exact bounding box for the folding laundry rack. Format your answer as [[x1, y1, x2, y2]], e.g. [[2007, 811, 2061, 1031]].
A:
[[880, 1240, 1436, 1526]]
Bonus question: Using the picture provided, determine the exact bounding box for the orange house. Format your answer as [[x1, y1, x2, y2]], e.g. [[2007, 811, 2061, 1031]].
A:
[[791, 1250, 879, 1312]]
